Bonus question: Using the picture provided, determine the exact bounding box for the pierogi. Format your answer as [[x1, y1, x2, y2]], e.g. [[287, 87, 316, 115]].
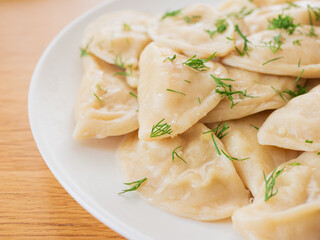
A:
[[118, 123, 250, 221]]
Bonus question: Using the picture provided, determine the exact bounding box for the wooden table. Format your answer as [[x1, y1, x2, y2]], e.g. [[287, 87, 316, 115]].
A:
[[0, 0, 125, 239]]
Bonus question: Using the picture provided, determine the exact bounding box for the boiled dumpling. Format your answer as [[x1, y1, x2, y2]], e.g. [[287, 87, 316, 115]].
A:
[[244, 1, 320, 34], [258, 85, 320, 151], [118, 123, 250, 221], [73, 55, 138, 139], [149, 4, 235, 58], [82, 10, 152, 88], [138, 42, 228, 141], [222, 27, 320, 78], [208, 111, 300, 197], [202, 65, 301, 123], [232, 151, 320, 240]]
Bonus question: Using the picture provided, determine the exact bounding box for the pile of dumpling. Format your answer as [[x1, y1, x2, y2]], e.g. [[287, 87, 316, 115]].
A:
[[74, 0, 320, 239]]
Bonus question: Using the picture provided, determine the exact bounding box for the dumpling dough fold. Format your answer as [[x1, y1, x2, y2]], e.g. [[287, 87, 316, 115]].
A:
[[73, 55, 138, 139], [149, 4, 235, 58], [138, 42, 228, 141], [118, 123, 250, 221], [232, 151, 320, 240], [258, 85, 320, 151]]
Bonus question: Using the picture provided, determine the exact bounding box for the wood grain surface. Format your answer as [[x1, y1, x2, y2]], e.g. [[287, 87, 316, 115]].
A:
[[0, 0, 125, 239]]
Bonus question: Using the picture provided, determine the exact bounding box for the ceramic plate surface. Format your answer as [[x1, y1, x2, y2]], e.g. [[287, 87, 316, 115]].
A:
[[29, 0, 244, 239]]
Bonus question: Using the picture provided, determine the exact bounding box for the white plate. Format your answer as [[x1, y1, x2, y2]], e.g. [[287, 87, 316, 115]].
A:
[[28, 0, 244, 239]]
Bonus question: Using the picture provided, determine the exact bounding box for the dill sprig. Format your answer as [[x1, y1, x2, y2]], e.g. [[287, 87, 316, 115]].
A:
[[172, 146, 187, 164], [166, 89, 186, 96], [283, 84, 307, 98], [234, 25, 252, 56], [294, 69, 304, 84], [222, 149, 249, 161], [184, 15, 202, 24], [114, 53, 125, 70], [211, 133, 221, 155], [250, 124, 259, 130], [182, 52, 217, 71], [271, 86, 286, 102], [264, 34, 283, 54], [268, 14, 299, 34], [293, 39, 301, 46], [163, 54, 176, 63], [264, 167, 285, 202], [203, 122, 230, 139], [123, 23, 131, 31], [184, 80, 191, 83], [80, 39, 92, 57], [211, 75, 257, 109], [93, 93, 105, 103], [262, 56, 284, 66], [205, 18, 229, 39], [305, 140, 313, 143], [228, 6, 255, 19], [197, 97, 201, 104], [307, 5, 319, 37], [129, 91, 137, 98], [119, 178, 147, 194], [150, 119, 173, 138], [289, 163, 301, 166], [161, 9, 182, 20]]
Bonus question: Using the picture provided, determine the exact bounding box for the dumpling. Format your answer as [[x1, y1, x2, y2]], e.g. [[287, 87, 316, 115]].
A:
[[73, 55, 138, 139], [258, 85, 320, 151], [82, 10, 152, 88], [232, 151, 320, 240], [244, 1, 320, 34], [208, 111, 300, 197], [202, 65, 301, 123], [118, 123, 250, 221], [149, 4, 235, 58], [138, 42, 228, 141], [222, 27, 320, 78]]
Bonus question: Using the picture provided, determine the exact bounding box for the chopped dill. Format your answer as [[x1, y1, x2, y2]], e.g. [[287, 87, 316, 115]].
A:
[[262, 56, 284, 66], [228, 6, 255, 19], [172, 146, 187, 164], [205, 18, 229, 39], [268, 14, 299, 34], [264, 34, 283, 54], [250, 124, 259, 130], [222, 150, 249, 161], [129, 91, 137, 98], [93, 93, 105, 103], [203, 122, 230, 139], [264, 167, 285, 201], [184, 15, 201, 24], [197, 97, 201, 104], [184, 80, 191, 83], [182, 52, 217, 71], [150, 119, 173, 138], [307, 5, 319, 37], [271, 86, 286, 102], [114, 53, 125, 70], [211, 75, 257, 109], [234, 25, 252, 56], [289, 163, 301, 166], [283, 84, 307, 98], [80, 39, 92, 57], [123, 23, 131, 31], [211, 133, 221, 156], [305, 140, 313, 143], [294, 69, 304, 84], [119, 178, 147, 194], [293, 39, 301, 46], [318, 152, 320, 155], [166, 89, 186, 96], [226, 37, 234, 41], [161, 9, 182, 20], [298, 58, 302, 67], [163, 54, 176, 63]]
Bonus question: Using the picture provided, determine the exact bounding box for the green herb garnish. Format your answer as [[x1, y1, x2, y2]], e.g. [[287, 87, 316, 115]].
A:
[[264, 34, 283, 54], [166, 89, 186, 96], [80, 40, 92, 57], [268, 14, 299, 34], [234, 25, 252, 56], [307, 5, 319, 37], [182, 52, 217, 71], [263, 167, 285, 202], [123, 23, 131, 31], [222, 149, 249, 161], [271, 86, 286, 102], [262, 56, 284, 66], [161, 9, 182, 20], [114, 53, 125, 70], [228, 6, 255, 19], [129, 91, 137, 98], [163, 54, 177, 63], [184, 80, 191, 83], [93, 93, 105, 103], [293, 39, 301, 46], [294, 69, 304, 84], [211, 133, 221, 155], [203, 122, 230, 139], [205, 18, 229, 39], [305, 140, 313, 143], [212, 75, 257, 108], [289, 163, 301, 166], [250, 124, 259, 130], [197, 97, 201, 104], [184, 15, 201, 24], [150, 119, 173, 138], [283, 84, 307, 98], [119, 178, 147, 194], [172, 146, 187, 164]]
